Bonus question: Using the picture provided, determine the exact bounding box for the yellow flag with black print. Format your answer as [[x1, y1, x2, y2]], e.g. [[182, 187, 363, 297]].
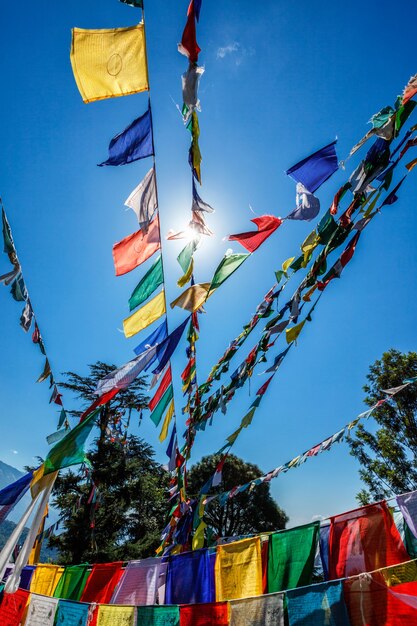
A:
[[70, 24, 148, 103]]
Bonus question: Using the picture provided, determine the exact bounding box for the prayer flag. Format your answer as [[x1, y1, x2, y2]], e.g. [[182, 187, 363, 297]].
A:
[[80, 562, 124, 604], [150, 386, 174, 426], [149, 367, 172, 411], [189, 113, 202, 183], [153, 317, 189, 374], [286, 580, 350, 625], [178, 1, 201, 63], [180, 603, 229, 626], [54, 600, 90, 626], [159, 399, 175, 442], [403, 73, 417, 105], [44, 408, 100, 474], [397, 490, 417, 540], [53, 564, 90, 601], [178, 239, 198, 273], [96, 605, 135, 626], [287, 183, 321, 221], [171, 282, 212, 312], [136, 606, 180, 626], [182, 63, 204, 112], [10, 273, 27, 301], [229, 593, 285, 626], [98, 106, 154, 166], [286, 140, 338, 193], [209, 252, 249, 294], [113, 215, 161, 276], [0, 589, 30, 626], [20, 300, 33, 332], [30, 564, 65, 596], [133, 319, 168, 355], [70, 24, 148, 103], [328, 502, 409, 580], [268, 522, 320, 592], [229, 215, 282, 252], [166, 549, 215, 604], [37, 357, 51, 383], [0, 471, 33, 524], [215, 537, 263, 601], [286, 320, 306, 344], [111, 558, 163, 606], [124, 290, 166, 338], [192, 178, 214, 213], [24, 595, 58, 626], [125, 167, 157, 230], [166, 425, 177, 471], [95, 346, 157, 396]]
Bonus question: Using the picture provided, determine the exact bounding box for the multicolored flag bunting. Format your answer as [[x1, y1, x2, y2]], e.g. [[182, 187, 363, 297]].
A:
[[98, 106, 154, 166], [70, 24, 148, 103]]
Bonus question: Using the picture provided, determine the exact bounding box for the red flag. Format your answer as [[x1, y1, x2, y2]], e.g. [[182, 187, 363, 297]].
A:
[[228, 215, 282, 253], [256, 376, 274, 396], [403, 73, 417, 105], [148, 366, 172, 412], [178, 1, 201, 63], [112, 215, 161, 276], [80, 388, 120, 421], [340, 232, 360, 267]]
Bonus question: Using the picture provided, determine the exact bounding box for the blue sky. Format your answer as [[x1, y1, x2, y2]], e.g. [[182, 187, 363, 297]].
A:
[[1, 0, 417, 528]]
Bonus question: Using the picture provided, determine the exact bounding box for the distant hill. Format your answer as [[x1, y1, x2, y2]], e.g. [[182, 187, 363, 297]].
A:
[[0, 519, 57, 563]]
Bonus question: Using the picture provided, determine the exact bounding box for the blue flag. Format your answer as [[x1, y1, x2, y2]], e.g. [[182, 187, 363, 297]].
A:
[[286, 140, 338, 193], [133, 319, 168, 356], [153, 317, 189, 374], [98, 106, 154, 166]]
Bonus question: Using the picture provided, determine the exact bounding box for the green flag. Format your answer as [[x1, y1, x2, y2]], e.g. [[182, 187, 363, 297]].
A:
[[268, 522, 320, 592], [44, 409, 99, 474], [150, 386, 173, 427], [177, 240, 198, 274], [129, 255, 163, 311], [209, 252, 249, 295], [53, 564, 90, 601], [136, 606, 180, 626]]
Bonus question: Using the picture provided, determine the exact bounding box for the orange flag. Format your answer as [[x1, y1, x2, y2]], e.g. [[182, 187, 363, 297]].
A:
[[113, 215, 160, 276]]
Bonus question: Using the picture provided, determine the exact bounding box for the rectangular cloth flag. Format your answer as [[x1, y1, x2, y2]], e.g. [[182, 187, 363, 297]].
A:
[[152, 316, 190, 375], [150, 386, 174, 426], [182, 64, 204, 111], [136, 606, 180, 626], [80, 562, 124, 604], [53, 564, 90, 601], [267, 522, 320, 593], [229, 593, 285, 626], [215, 536, 263, 601], [328, 502, 409, 580], [95, 347, 157, 396], [0, 470, 33, 523], [133, 319, 168, 355], [209, 252, 249, 295], [286, 183, 321, 221], [166, 548, 215, 605], [96, 605, 135, 626], [24, 595, 58, 626], [0, 588, 30, 626], [98, 106, 154, 166], [113, 214, 161, 276], [403, 73, 417, 105], [170, 282, 211, 312], [180, 603, 229, 626], [178, 1, 201, 63], [43, 408, 100, 474], [149, 367, 172, 411], [20, 565, 35, 590], [70, 24, 148, 103], [125, 167, 157, 230], [397, 489, 417, 539], [228, 216, 282, 252], [123, 290, 166, 338], [111, 557, 163, 606], [30, 564, 65, 596], [54, 600, 90, 626], [286, 140, 339, 193], [286, 580, 350, 625]]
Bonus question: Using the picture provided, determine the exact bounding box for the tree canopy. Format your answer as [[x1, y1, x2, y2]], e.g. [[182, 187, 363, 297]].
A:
[[349, 349, 417, 505], [187, 453, 288, 538]]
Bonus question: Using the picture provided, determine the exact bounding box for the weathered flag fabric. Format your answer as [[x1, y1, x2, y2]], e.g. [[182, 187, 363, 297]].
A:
[[70, 24, 148, 103], [98, 106, 154, 166], [125, 167, 157, 230]]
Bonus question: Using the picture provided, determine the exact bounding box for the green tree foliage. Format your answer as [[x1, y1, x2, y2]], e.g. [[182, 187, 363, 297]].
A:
[[187, 454, 288, 538], [47, 362, 168, 563], [349, 349, 417, 505], [49, 436, 169, 564]]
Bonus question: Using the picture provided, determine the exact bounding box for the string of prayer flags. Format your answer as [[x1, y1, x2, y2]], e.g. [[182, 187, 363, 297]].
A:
[[123, 290, 166, 338], [285, 140, 339, 193], [125, 167, 157, 231], [228, 216, 283, 252], [208, 251, 250, 295], [178, 1, 201, 63], [98, 105, 154, 166], [129, 256, 163, 311], [70, 24, 148, 103], [267, 522, 320, 592], [286, 183, 321, 221], [215, 537, 263, 601], [113, 215, 161, 276]]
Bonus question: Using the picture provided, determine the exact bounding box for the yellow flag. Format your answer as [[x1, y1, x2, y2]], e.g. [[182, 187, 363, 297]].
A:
[[282, 257, 295, 273], [215, 537, 263, 601], [170, 283, 213, 312], [70, 24, 149, 103], [123, 290, 165, 338], [28, 504, 49, 565], [177, 258, 194, 288], [286, 320, 306, 344], [192, 520, 207, 551], [97, 605, 136, 626], [30, 465, 58, 498], [30, 564, 64, 596], [159, 399, 175, 443]]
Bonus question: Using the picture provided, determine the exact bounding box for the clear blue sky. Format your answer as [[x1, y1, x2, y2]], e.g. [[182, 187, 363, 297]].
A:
[[1, 0, 417, 528]]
